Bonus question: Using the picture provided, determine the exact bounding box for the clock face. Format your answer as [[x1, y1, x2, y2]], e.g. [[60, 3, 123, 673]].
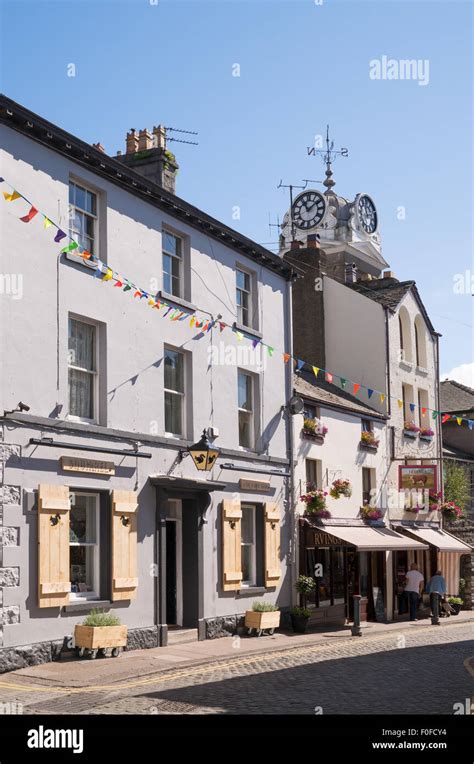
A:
[[357, 194, 378, 234], [292, 191, 326, 230]]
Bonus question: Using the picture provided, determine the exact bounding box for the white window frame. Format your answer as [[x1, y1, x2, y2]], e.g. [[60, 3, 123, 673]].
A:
[[162, 230, 183, 298], [68, 180, 98, 256], [164, 347, 185, 438], [69, 491, 100, 601], [67, 316, 99, 424], [240, 504, 257, 587], [236, 267, 252, 328], [238, 370, 255, 449], [305, 458, 321, 489]]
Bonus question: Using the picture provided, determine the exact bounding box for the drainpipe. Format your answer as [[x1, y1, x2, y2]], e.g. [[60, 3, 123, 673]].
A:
[[285, 275, 297, 606], [434, 334, 443, 527]]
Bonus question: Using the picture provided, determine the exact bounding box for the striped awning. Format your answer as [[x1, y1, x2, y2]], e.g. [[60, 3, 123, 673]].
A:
[[397, 527, 472, 553]]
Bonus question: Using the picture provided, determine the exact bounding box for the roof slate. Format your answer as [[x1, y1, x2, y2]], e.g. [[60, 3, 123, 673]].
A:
[[440, 379, 474, 413], [294, 372, 387, 419]]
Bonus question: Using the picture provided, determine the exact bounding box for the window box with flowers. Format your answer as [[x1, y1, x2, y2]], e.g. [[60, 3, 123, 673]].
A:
[[360, 505, 383, 522], [300, 486, 331, 519], [329, 479, 352, 500], [403, 421, 420, 439], [302, 417, 328, 442], [419, 427, 434, 442], [439, 502, 464, 522], [360, 431, 380, 451]]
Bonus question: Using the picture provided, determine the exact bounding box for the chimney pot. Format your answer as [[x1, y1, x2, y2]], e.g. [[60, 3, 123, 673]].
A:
[[126, 129, 139, 155], [153, 124, 166, 149], [307, 233, 320, 249], [138, 128, 153, 151], [382, 270, 397, 280], [92, 142, 106, 153]]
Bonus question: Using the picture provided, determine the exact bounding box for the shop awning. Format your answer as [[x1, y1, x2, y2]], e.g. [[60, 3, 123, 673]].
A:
[[312, 524, 429, 551], [396, 527, 472, 553]]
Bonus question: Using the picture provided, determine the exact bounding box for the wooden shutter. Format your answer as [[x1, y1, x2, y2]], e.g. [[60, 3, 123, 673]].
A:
[[111, 490, 138, 601], [222, 499, 242, 591], [38, 484, 71, 608], [264, 503, 281, 587]]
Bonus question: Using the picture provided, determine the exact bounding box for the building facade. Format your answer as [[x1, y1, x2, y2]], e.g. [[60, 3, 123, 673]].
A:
[[0, 95, 294, 671]]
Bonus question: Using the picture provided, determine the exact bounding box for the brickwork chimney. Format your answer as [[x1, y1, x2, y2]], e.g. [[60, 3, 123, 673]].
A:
[[116, 125, 179, 193]]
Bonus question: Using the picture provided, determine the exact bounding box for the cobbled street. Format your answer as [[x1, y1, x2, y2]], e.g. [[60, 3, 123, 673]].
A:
[[0, 621, 472, 716]]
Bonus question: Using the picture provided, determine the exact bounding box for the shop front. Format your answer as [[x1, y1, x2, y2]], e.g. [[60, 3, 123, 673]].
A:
[[299, 519, 428, 625], [393, 524, 472, 607]]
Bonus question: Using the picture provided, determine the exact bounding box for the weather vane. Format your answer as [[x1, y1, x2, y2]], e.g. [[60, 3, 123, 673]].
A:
[[307, 125, 348, 191]]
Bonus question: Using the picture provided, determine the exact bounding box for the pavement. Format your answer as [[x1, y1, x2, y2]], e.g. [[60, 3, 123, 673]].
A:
[[0, 612, 472, 715]]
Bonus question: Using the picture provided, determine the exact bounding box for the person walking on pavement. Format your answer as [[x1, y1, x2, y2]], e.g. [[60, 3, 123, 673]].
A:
[[404, 563, 424, 621], [426, 570, 447, 625]]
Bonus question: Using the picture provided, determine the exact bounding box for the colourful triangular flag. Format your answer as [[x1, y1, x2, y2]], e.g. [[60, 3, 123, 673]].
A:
[[409, 403, 415, 413], [43, 216, 53, 229], [218, 322, 226, 332], [133, 290, 142, 298], [468, 420, 474, 430], [367, 389, 374, 399], [421, 407, 427, 416], [340, 378, 346, 389], [113, 279, 123, 287], [190, 315, 196, 328], [432, 411, 439, 419], [148, 298, 155, 306], [353, 383, 360, 395], [102, 268, 113, 281], [457, 417, 462, 425], [379, 393, 385, 404], [296, 359, 305, 372], [236, 331, 244, 341], [326, 372, 333, 383], [283, 353, 291, 364], [312, 367, 319, 378], [54, 229, 67, 243], [3, 190, 21, 202], [441, 414, 450, 424], [19, 205, 38, 223], [81, 250, 92, 260], [398, 399, 403, 409], [123, 284, 132, 292], [60, 241, 78, 254], [267, 346, 274, 357]]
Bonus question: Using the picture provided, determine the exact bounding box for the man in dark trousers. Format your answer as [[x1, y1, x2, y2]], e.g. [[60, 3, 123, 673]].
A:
[[404, 563, 424, 621], [426, 570, 447, 625]]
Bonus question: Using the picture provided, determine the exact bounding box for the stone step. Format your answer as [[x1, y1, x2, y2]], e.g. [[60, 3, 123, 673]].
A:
[[166, 628, 198, 646]]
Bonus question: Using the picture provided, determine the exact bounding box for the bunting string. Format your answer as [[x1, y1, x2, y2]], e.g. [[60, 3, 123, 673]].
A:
[[1, 177, 473, 430]]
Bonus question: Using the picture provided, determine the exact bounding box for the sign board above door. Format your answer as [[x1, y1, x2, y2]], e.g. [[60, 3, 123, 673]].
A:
[[60, 456, 115, 475], [238, 478, 271, 493]]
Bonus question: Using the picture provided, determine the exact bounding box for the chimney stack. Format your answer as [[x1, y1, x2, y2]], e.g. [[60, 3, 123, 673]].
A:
[[117, 124, 179, 194], [344, 262, 358, 284], [92, 142, 106, 153]]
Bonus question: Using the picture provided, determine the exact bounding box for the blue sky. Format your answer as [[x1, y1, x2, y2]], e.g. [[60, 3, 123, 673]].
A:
[[1, 0, 472, 381]]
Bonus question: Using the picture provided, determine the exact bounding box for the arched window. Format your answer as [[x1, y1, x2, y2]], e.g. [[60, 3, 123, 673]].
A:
[[398, 306, 412, 363], [414, 315, 428, 369]]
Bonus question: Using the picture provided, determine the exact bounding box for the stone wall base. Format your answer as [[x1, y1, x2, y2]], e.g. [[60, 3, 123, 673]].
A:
[[0, 626, 159, 674]]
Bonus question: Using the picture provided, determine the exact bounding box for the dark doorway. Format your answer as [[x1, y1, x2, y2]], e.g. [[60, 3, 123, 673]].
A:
[[182, 498, 199, 628], [166, 521, 177, 625]]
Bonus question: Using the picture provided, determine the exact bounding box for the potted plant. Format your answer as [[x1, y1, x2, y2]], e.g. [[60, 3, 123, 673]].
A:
[[245, 602, 280, 636], [74, 609, 127, 659], [439, 502, 464, 522], [290, 606, 312, 633], [360, 505, 383, 521], [419, 427, 434, 441], [295, 574, 317, 601], [300, 486, 331, 518], [403, 421, 420, 438], [360, 431, 379, 450], [302, 417, 328, 440], [447, 596, 463, 615], [330, 478, 352, 499]]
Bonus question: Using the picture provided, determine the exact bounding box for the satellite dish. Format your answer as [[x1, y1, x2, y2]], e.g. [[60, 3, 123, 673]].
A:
[[288, 396, 305, 415]]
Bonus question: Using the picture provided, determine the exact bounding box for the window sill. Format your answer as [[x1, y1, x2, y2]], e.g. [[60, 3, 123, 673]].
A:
[[233, 322, 263, 340], [157, 290, 197, 313], [64, 599, 112, 613], [415, 366, 428, 375], [237, 587, 267, 596], [399, 360, 413, 371]]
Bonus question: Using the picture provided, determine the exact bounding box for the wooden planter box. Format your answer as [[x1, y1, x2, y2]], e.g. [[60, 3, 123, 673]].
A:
[[75, 624, 128, 650], [403, 430, 418, 439], [359, 441, 378, 452], [302, 430, 325, 443], [245, 610, 280, 633]]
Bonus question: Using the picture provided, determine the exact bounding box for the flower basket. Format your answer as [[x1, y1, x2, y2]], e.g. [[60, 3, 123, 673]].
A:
[[403, 421, 420, 439], [440, 502, 464, 522], [428, 491, 442, 511], [405, 506, 422, 514], [360, 431, 379, 449], [419, 427, 434, 441], [300, 486, 330, 517], [329, 479, 352, 499], [360, 506, 383, 521], [302, 417, 328, 440]]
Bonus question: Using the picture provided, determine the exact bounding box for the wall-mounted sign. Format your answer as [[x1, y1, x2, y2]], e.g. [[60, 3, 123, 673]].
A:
[[60, 456, 115, 475], [239, 478, 271, 493], [398, 465, 437, 491]]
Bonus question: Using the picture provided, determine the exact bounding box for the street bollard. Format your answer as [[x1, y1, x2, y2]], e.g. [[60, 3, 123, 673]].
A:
[[351, 594, 362, 636]]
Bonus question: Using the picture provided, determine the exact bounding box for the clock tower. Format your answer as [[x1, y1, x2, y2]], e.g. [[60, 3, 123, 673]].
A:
[[279, 133, 389, 279]]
